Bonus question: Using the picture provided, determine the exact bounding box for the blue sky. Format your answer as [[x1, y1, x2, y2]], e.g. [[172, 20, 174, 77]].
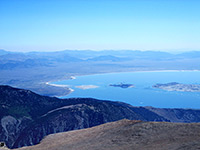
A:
[[0, 0, 200, 52]]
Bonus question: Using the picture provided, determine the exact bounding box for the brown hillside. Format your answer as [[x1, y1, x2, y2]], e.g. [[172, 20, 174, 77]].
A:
[[17, 119, 200, 150]]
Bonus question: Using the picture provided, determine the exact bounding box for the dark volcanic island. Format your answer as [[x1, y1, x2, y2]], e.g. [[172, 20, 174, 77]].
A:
[[153, 82, 200, 92], [109, 83, 134, 88]]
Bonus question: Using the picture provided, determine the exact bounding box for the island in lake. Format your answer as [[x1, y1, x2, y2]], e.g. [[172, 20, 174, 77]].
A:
[[109, 83, 134, 88], [153, 82, 200, 92]]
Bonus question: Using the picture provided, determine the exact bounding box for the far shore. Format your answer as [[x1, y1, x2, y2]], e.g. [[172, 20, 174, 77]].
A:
[[46, 69, 200, 86]]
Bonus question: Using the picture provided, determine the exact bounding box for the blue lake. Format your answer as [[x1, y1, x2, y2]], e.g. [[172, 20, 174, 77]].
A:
[[52, 71, 200, 109]]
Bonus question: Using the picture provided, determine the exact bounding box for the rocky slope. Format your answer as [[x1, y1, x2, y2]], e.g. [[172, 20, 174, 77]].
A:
[[1, 85, 200, 149], [17, 119, 200, 150]]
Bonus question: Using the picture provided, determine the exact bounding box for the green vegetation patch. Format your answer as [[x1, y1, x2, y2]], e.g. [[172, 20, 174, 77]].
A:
[[8, 106, 30, 118]]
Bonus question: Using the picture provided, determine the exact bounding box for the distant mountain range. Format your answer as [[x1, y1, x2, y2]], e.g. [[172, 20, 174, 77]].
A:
[[2, 49, 200, 66], [1, 85, 200, 149], [1, 49, 200, 71], [0, 49, 11, 55]]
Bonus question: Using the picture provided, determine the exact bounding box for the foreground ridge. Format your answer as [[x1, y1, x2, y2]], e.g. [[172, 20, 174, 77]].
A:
[[17, 119, 200, 150]]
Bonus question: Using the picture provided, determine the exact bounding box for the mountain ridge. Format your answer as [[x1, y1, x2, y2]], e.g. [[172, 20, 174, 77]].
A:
[[1, 85, 200, 149]]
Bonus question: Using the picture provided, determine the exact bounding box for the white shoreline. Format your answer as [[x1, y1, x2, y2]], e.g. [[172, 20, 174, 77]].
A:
[[133, 69, 200, 73], [75, 85, 99, 90], [46, 80, 74, 95], [70, 76, 76, 80], [46, 82, 69, 87]]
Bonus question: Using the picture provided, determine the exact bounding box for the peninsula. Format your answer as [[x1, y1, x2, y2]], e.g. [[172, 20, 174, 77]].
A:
[[153, 82, 200, 92]]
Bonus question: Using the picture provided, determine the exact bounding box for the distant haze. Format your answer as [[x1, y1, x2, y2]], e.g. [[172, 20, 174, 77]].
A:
[[0, 0, 200, 52]]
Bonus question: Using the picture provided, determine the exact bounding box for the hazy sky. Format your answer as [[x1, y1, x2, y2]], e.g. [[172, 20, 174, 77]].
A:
[[1, 0, 200, 52]]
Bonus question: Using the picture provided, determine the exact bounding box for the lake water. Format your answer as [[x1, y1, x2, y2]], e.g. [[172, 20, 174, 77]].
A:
[[52, 71, 200, 109]]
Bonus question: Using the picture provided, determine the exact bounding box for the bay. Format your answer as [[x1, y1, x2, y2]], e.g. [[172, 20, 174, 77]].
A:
[[52, 71, 200, 109]]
